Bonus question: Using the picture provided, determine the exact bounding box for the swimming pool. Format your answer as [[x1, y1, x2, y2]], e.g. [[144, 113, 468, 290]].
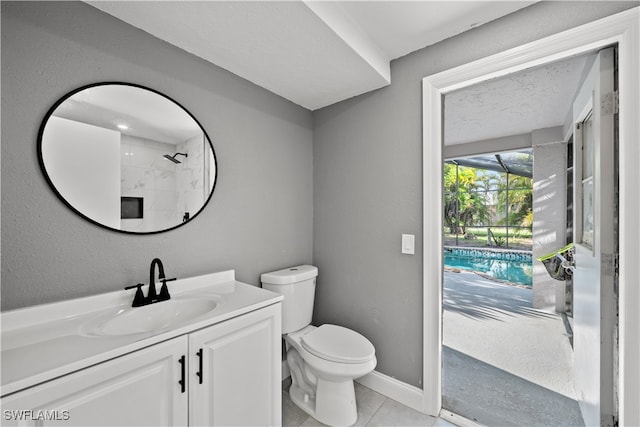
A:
[[444, 248, 533, 286]]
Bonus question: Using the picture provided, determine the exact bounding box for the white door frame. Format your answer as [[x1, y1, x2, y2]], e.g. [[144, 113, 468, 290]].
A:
[[421, 7, 639, 425]]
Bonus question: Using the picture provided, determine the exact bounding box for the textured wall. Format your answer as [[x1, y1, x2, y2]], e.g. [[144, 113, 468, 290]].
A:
[[312, 1, 637, 388], [1, 1, 313, 310]]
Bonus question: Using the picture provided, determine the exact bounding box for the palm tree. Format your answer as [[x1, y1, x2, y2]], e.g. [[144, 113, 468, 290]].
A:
[[444, 164, 491, 235], [497, 174, 533, 227]]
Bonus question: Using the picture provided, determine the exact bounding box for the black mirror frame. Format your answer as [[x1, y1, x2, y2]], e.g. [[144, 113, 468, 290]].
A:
[[37, 82, 218, 235]]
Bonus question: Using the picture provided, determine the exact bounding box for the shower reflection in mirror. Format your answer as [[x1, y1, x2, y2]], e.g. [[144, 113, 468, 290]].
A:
[[39, 83, 217, 234]]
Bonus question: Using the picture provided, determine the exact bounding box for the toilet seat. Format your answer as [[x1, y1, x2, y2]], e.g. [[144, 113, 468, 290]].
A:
[[301, 324, 375, 364]]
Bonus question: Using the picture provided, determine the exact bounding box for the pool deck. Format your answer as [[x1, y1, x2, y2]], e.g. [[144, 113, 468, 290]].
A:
[[443, 270, 583, 426]]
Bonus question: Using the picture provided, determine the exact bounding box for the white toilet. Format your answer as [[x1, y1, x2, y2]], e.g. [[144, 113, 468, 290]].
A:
[[261, 265, 376, 427]]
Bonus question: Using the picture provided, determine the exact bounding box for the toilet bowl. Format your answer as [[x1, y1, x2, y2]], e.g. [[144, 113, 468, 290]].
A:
[[260, 266, 377, 427], [286, 325, 376, 427], [285, 325, 377, 426]]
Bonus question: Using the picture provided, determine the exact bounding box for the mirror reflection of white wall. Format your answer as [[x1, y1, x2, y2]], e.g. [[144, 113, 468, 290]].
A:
[[43, 116, 120, 228]]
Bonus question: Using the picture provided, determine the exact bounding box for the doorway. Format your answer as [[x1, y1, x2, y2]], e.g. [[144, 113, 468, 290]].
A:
[[441, 48, 616, 426], [420, 8, 639, 425]]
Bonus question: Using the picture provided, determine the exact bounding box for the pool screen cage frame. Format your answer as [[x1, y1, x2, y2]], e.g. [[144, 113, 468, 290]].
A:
[[444, 150, 533, 250]]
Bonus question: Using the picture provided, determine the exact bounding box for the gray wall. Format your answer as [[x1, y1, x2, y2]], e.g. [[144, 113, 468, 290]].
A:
[[312, 1, 637, 388], [1, 1, 313, 310]]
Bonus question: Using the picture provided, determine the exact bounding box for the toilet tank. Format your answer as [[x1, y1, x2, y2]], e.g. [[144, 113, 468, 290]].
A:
[[261, 265, 318, 334]]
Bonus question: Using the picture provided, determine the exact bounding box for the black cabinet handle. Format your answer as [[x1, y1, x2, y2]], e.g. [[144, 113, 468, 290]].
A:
[[196, 348, 203, 384], [178, 355, 186, 393]]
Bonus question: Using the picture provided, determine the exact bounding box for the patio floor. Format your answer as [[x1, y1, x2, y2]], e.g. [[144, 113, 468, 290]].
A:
[[443, 270, 583, 426]]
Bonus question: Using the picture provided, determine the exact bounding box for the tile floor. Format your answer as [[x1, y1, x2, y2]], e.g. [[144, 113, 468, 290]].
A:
[[282, 378, 458, 427]]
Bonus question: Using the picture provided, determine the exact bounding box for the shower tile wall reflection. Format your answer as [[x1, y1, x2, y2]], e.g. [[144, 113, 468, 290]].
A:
[[120, 133, 212, 232], [176, 134, 211, 222], [120, 135, 178, 232]]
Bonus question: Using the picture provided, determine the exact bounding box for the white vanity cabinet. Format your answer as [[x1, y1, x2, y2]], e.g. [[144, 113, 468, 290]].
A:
[[189, 302, 282, 426], [1, 303, 281, 427], [1, 337, 189, 426]]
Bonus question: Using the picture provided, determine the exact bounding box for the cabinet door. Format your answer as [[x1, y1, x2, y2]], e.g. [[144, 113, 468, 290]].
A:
[[1, 337, 188, 427], [189, 303, 281, 427]]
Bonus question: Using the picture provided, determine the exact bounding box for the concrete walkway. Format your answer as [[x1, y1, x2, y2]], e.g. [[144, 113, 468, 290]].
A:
[[443, 270, 583, 426]]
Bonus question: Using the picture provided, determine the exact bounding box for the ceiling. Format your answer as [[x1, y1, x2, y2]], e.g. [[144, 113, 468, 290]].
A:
[[53, 84, 203, 145], [86, 1, 593, 147], [444, 53, 594, 145], [86, 1, 535, 110]]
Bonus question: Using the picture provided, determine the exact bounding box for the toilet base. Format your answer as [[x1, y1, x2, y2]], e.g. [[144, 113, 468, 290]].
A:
[[289, 378, 357, 427]]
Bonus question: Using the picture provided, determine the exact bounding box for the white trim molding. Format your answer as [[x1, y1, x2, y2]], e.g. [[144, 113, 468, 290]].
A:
[[422, 7, 640, 424], [282, 368, 424, 412], [355, 370, 424, 413]]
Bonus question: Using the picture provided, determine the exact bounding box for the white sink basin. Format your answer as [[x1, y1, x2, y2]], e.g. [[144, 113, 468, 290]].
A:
[[87, 298, 218, 336]]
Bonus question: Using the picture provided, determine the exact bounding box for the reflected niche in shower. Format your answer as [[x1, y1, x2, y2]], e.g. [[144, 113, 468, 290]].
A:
[[38, 82, 217, 234]]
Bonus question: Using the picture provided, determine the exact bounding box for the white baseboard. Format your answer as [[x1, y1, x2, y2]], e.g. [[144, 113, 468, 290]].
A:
[[282, 365, 425, 415], [355, 370, 424, 413]]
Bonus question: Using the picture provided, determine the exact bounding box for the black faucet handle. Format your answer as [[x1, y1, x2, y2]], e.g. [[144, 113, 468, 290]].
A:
[[158, 277, 176, 300], [158, 278, 175, 301], [125, 283, 146, 307]]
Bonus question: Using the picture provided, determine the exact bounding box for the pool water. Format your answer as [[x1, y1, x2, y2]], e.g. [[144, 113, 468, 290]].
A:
[[444, 253, 533, 286]]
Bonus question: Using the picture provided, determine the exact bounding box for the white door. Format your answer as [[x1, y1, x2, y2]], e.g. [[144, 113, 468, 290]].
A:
[[189, 303, 281, 427], [1, 337, 188, 426], [572, 47, 617, 427]]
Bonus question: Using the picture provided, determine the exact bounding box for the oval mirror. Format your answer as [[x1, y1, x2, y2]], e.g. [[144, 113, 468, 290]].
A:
[[38, 82, 217, 234]]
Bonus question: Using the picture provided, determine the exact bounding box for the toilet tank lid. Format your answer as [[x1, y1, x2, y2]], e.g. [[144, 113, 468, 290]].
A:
[[260, 265, 318, 285]]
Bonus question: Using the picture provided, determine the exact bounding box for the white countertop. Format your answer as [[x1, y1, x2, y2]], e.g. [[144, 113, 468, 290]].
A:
[[1, 270, 283, 397]]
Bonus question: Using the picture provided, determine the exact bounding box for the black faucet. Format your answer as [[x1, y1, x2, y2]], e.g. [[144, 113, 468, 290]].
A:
[[124, 258, 176, 307]]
